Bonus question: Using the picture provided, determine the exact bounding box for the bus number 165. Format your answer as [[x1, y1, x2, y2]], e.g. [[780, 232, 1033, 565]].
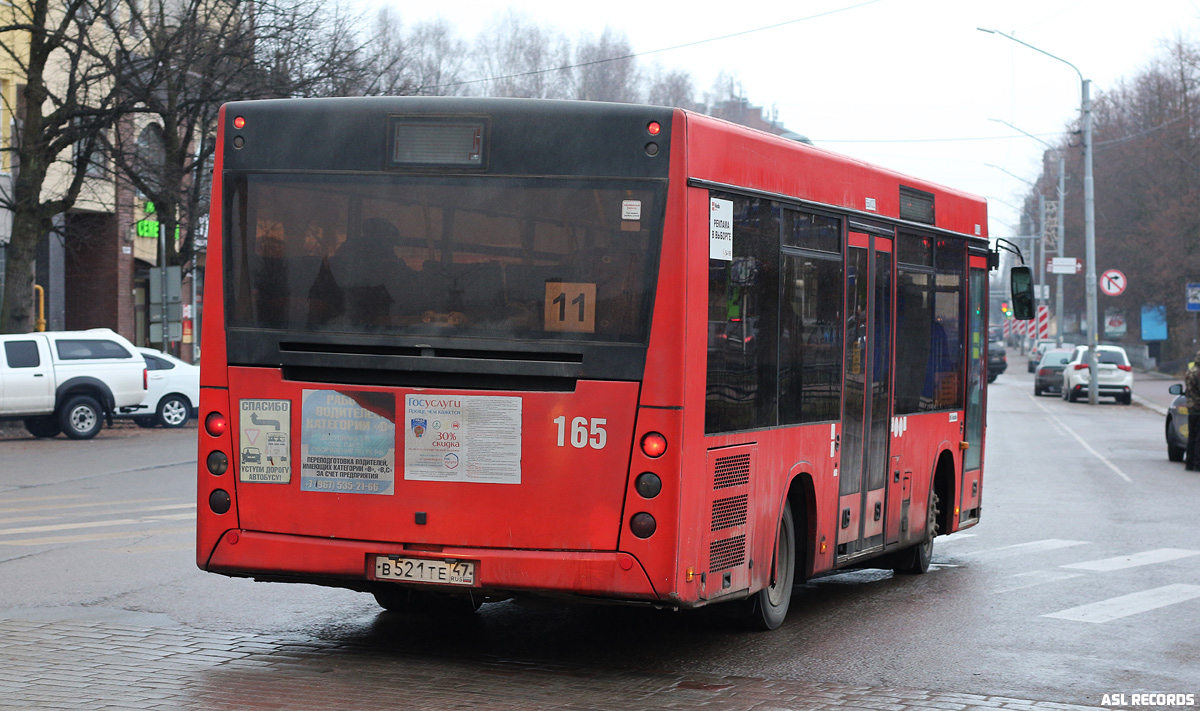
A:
[[553, 416, 607, 449]]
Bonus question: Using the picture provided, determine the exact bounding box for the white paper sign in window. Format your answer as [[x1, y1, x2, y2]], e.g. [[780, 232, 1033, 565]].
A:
[[710, 198, 733, 261]]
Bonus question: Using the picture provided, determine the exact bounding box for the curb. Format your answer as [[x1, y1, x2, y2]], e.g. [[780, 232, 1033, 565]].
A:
[[1132, 393, 1168, 416]]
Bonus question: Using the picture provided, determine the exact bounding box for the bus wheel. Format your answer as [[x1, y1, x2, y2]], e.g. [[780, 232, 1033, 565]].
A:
[[747, 502, 794, 631], [373, 587, 482, 615], [894, 489, 939, 574]]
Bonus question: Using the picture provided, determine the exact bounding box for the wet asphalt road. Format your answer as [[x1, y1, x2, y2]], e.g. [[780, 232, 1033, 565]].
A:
[[1, 364, 1198, 708]]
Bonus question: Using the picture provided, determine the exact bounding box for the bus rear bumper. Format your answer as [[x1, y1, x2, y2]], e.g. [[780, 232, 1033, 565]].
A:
[[205, 529, 663, 601]]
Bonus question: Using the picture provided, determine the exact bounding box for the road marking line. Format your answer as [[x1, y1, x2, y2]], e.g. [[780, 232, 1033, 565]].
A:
[[965, 539, 1090, 560], [1043, 584, 1200, 623], [1062, 548, 1200, 572], [992, 570, 1085, 594], [1026, 393, 1133, 482], [0, 506, 196, 535], [0, 518, 142, 536], [0, 497, 174, 515], [0, 502, 195, 524], [0, 494, 88, 507], [0, 526, 194, 547]]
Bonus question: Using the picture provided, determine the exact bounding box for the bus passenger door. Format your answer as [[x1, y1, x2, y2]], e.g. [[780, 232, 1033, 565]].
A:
[[960, 261, 988, 525], [837, 233, 893, 558]]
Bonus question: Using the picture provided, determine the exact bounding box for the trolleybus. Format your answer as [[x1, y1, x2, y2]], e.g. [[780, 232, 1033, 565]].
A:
[[197, 97, 1030, 629]]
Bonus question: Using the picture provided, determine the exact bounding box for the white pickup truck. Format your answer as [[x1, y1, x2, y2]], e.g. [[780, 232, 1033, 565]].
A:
[[0, 329, 147, 439]]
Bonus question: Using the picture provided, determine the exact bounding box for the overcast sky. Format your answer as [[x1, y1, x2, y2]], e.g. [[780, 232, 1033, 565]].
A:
[[372, 0, 1200, 250]]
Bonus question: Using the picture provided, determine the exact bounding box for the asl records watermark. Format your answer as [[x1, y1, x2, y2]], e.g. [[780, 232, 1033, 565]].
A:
[[1101, 693, 1195, 707]]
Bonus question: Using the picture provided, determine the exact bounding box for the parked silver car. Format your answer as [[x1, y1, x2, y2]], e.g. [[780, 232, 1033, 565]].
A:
[[1166, 383, 1188, 462], [1033, 348, 1075, 396]]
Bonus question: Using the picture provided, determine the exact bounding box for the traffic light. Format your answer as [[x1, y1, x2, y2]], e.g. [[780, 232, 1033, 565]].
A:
[[1000, 302, 1010, 316]]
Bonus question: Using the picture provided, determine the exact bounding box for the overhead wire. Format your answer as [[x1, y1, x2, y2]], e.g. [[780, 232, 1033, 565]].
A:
[[415, 0, 887, 94]]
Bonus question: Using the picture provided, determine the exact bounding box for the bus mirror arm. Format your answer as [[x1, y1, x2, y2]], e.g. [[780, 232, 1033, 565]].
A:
[[989, 238, 1025, 271], [990, 238, 1035, 320]]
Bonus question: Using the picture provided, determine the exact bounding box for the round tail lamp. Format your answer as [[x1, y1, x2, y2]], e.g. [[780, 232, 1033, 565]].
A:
[[640, 432, 667, 458]]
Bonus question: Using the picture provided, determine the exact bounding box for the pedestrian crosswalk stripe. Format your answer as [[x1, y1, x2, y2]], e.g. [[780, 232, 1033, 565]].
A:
[[1043, 584, 1200, 623], [0, 502, 195, 525], [0, 497, 174, 515], [0, 494, 88, 509], [0, 518, 143, 536], [0, 509, 197, 537], [991, 570, 1085, 594], [0, 526, 194, 547], [1061, 548, 1200, 572], [965, 539, 1089, 559]]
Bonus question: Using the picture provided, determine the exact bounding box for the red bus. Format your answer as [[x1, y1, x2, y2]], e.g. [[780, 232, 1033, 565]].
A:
[[197, 97, 1019, 630]]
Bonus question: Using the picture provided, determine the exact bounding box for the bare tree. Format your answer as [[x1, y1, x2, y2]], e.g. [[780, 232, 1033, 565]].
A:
[[0, 0, 131, 333], [1031, 37, 1200, 364], [408, 18, 468, 96], [252, 0, 380, 98], [573, 28, 638, 103], [646, 64, 697, 109], [360, 8, 416, 96], [472, 11, 572, 99]]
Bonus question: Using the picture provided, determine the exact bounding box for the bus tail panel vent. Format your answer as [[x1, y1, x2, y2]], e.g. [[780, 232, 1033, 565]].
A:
[[711, 494, 749, 532], [702, 445, 756, 599], [713, 454, 750, 489], [709, 535, 747, 572]]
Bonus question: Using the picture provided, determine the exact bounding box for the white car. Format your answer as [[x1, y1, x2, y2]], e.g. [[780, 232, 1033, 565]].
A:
[[1060, 345, 1133, 404], [118, 348, 199, 428]]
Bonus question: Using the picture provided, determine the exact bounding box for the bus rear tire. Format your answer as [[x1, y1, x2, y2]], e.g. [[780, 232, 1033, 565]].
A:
[[894, 489, 938, 575], [746, 502, 794, 631]]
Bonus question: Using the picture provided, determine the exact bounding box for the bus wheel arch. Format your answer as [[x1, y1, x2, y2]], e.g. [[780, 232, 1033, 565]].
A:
[[932, 449, 955, 537], [745, 471, 813, 631], [784, 472, 815, 583], [894, 450, 952, 575]]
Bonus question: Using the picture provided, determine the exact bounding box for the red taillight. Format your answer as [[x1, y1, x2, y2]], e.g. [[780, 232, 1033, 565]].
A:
[[1038, 368, 1048, 376], [233, 116, 245, 129], [143, 367, 148, 390], [647, 121, 661, 135], [1117, 364, 1132, 372], [1074, 364, 1090, 370], [641, 432, 667, 458], [205, 412, 228, 437]]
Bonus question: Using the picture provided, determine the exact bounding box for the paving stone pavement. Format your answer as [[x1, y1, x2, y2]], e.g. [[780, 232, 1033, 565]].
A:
[[0, 613, 1119, 711]]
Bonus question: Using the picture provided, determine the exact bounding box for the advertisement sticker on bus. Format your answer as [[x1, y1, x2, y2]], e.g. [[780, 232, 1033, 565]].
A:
[[404, 395, 522, 484], [710, 198, 733, 261], [299, 390, 396, 495], [238, 399, 292, 484]]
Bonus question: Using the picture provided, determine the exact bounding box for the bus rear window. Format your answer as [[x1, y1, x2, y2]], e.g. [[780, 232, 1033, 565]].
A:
[[225, 175, 663, 343]]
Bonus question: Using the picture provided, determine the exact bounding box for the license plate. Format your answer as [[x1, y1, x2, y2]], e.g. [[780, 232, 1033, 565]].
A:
[[373, 556, 476, 586]]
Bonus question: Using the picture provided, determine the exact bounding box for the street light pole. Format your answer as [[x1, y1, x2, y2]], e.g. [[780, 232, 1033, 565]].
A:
[[1081, 79, 1099, 405], [984, 162, 1045, 323], [988, 119, 1069, 348], [978, 28, 1099, 405], [1055, 154, 1066, 347]]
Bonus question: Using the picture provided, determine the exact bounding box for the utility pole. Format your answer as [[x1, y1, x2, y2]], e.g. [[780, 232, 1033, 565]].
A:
[[979, 29, 1098, 404]]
